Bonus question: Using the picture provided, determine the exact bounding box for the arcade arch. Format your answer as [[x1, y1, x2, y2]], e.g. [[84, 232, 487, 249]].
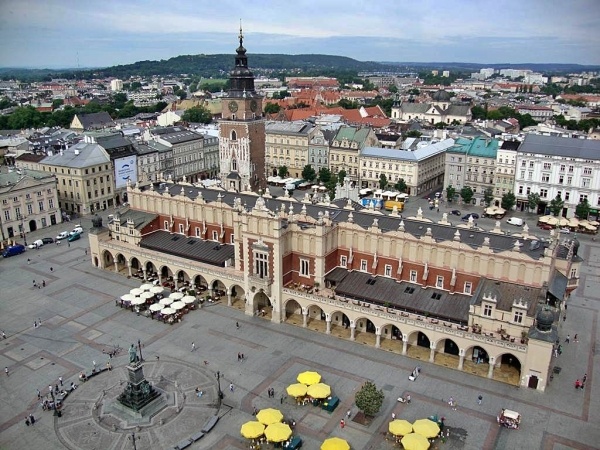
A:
[[253, 290, 273, 320]]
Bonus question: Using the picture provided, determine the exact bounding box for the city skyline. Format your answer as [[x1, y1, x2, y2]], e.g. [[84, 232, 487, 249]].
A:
[[0, 0, 599, 69]]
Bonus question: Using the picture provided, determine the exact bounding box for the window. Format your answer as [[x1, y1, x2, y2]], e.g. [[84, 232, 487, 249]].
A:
[[38, 201, 44, 211], [212, 230, 218, 241], [254, 252, 268, 279], [560, 165, 565, 172], [513, 311, 523, 324], [360, 259, 367, 271], [384, 265, 392, 277], [230, 234, 235, 244], [195, 227, 200, 237], [436, 276, 444, 288], [558, 175, 564, 184], [340, 256, 347, 268], [27, 204, 33, 215], [541, 174, 550, 182], [178, 224, 184, 234], [582, 178, 591, 188], [164, 220, 169, 231], [409, 270, 417, 282], [570, 268, 577, 278], [583, 167, 592, 175], [540, 189, 548, 198], [483, 304, 493, 317], [300, 259, 310, 277], [3, 211, 9, 221], [543, 163, 551, 170], [464, 282, 472, 294], [579, 194, 588, 203], [567, 176, 572, 185], [48, 199, 54, 209]]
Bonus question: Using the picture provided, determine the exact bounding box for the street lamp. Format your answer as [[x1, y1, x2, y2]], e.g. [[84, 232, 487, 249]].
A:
[[128, 432, 141, 450]]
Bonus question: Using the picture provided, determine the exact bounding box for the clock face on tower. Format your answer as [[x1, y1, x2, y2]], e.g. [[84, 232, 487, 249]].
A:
[[228, 101, 238, 113], [250, 100, 258, 112]]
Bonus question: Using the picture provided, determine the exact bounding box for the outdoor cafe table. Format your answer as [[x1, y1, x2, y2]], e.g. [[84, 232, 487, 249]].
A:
[[159, 297, 174, 306], [130, 288, 144, 297], [140, 291, 155, 300], [169, 292, 184, 300], [140, 283, 153, 291], [150, 286, 165, 294], [171, 301, 185, 310], [181, 295, 196, 304], [149, 304, 162, 312]]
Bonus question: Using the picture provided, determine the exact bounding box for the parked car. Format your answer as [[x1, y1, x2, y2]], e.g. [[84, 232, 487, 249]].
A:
[[559, 227, 570, 234], [41, 237, 54, 244], [450, 210, 461, 216], [507, 217, 524, 226], [71, 225, 83, 234], [3, 244, 25, 257], [461, 213, 479, 221], [28, 239, 44, 249], [67, 232, 81, 242], [56, 231, 69, 240], [538, 223, 554, 230]]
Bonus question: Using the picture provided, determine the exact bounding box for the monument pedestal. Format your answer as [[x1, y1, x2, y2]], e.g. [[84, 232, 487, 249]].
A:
[[117, 362, 160, 412]]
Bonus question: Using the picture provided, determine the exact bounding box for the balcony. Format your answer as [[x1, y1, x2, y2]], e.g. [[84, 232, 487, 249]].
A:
[[248, 275, 273, 296]]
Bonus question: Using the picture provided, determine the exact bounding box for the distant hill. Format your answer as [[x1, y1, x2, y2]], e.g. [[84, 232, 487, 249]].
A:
[[381, 61, 600, 74]]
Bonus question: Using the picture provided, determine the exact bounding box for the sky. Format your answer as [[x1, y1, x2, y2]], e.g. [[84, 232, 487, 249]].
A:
[[0, 0, 599, 69]]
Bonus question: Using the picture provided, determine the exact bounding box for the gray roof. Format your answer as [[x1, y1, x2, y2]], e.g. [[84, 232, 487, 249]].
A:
[[361, 139, 454, 161], [140, 230, 234, 267], [266, 121, 314, 136], [0, 167, 54, 186], [398, 103, 430, 114], [113, 208, 157, 230], [75, 112, 115, 130], [471, 278, 540, 316], [144, 182, 557, 260], [152, 127, 204, 145], [548, 269, 568, 300], [518, 134, 600, 160], [325, 269, 471, 323], [41, 142, 110, 168]]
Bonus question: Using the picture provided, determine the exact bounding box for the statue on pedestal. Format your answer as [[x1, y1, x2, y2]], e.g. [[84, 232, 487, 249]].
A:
[[129, 344, 139, 364]]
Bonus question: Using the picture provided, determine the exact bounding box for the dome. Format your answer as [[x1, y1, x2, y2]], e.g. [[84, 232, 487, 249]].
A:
[[431, 89, 452, 102], [536, 308, 555, 332]]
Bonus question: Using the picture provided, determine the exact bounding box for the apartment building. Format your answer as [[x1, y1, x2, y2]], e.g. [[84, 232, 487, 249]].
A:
[[0, 167, 61, 240], [445, 137, 498, 206], [360, 139, 452, 194], [265, 121, 317, 178], [494, 141, 518, 205], [514, 134, 600, 217], [329, 126, 379, 182], [39, 136, 113, 214]]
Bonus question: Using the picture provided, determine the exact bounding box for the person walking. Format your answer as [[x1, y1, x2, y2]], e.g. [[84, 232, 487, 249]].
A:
[[238, 352, 241, 362], [5, 366, 8, 376], [42, 280, 46, 288], [37, 389, 41, 400], [477, 395, 483, 405], [27, 258, 31, 265], [59, 376, 63, 386], [191, 342, 196, 352], [229, 383, 234, 392], [29, 414, 35, 425], [236, 321, 240, 329], [565, 335, 570, 343], [340, 419, 345, 429], [574, 334, 578, 342], [1, 330, 6, 339], [391, 412, 396, 420]]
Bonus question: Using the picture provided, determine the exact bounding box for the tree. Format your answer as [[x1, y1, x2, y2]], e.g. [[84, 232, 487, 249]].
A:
[[405, 130, 422, 138], [379, 174, 388, 190], [394, 178, 407, 193], [446, 185, 456, 203], [460, 186, 474, 204], [527, 192, 541, 211], [317, 167, 332, 183], [264, 102, 280, 114], [388, 84, 398, 93], [355, 381, 384, 417], [51, 99, 64, 109], [483, 187, 494, 207], [301, 164, 316, 182], [338, 169, 347, 185], [278, 166, 289, 178], [549, 194, 564, 216], [471, 105, 486, 120], [181, 105, 213, 124], [575, 198, 590, 219], [501, 192, 516, 211]]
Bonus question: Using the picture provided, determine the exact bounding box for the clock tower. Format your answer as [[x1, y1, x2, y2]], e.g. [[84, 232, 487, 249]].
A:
[[219, 25, 265, 192]]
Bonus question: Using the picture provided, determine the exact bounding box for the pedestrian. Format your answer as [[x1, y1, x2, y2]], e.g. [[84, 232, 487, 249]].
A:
[[406, 394, 411, 404], [253, 407, 258, 416], [583, 373, 587, 384], [29, 414, 35, 425], [156, 355, 160, 362], [25, 418, 30, 427], [477, 395, 483, 405], [85, 249, 88, 256], [391, 412, 396, 420], [575, 379, 581, 389], [4, 366, 8, 376], [280, 394, 284, 404], [229, 383, 234, 392], [107, 361, 112, 371], [38, 318, 41, 326], [574, 334, 578, 342], [554, 348, 558, 358], [42, 280, 46, 288], [68, 242, 70, 248], [340, 419, 345, 429], [49, 385, 53, 394], [37, 389, 41, 400], [238, 352, 241, 362], [1, 330, 6, 339], [27, 258, 31, 265], [33, 280, 36, 287], [59, 376, 63, 386], [241, 353, 245, 361], [558, 345, 563, 354], [34, 321, 38, 328], [50, 267, 53, 272], [565, 334, 570, 343], [236, 321, 240, 329], [191, 342, 196, 352]]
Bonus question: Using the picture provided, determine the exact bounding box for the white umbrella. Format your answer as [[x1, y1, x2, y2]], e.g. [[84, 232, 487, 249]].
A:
[[150, 286, 165, 294], [140, 283, 153, 291], [131, 297, 146, 305], [161, 307, 176, 315], [140, 291, 155, 300], [169, 292, 184, 300], [130, 288, 144, 297], [171, 301, 185, 310], [120, 294, 136, 302], [182, 295, 196, 304], [159, 297, 174, 305], [149, 304, 162, 312]]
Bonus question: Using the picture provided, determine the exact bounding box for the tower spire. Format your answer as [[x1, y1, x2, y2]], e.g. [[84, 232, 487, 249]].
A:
[[238, 19, 243, 48]]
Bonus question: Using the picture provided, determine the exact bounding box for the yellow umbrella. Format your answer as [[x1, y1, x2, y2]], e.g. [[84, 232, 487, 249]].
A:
[[286, 383, 308, 397], [240, 421, 265, 439], [538, 216, 551, 223], [307, 383, 331, 399], [558, 217, 569, 227], [412, 419, 440, 438], [321, 437, 350, 450], [297, 371, 321, 385], [264, 422, 293, 443], [546, 216, 559, 225], [256, 408, 284, 425], [401, 433, 430, 450], [389, 419, 413, 436]]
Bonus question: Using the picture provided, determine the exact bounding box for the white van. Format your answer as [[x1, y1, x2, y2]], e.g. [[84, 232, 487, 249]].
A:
[[28, 239, 44, 249], [284, 183, 296, 192], [507, 217, 524, 226]]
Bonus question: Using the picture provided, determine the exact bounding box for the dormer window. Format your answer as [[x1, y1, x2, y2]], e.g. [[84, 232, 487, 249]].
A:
[[483, 304, 493, 316]]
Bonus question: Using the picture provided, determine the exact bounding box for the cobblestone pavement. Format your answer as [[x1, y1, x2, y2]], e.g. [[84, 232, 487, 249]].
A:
[[0, 206, 598, 450]]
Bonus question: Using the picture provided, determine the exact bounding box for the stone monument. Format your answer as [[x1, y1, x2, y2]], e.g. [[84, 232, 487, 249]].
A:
[[116, 344, 160, 412]]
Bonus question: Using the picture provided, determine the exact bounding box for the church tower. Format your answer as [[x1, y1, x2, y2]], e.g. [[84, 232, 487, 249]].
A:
[[219, 25, 265, 192]]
